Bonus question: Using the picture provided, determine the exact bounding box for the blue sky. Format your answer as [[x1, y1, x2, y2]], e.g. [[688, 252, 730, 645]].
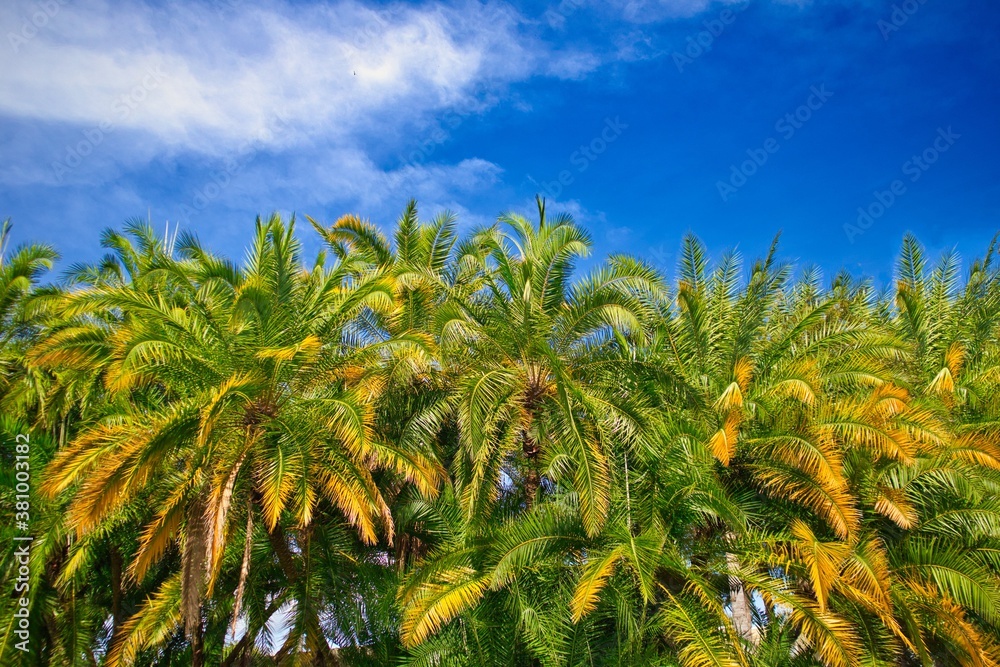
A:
[[1, 0, 997, 285]]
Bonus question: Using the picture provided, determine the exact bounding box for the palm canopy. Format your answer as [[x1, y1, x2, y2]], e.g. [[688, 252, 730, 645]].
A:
[[1, 206, 999, 667]]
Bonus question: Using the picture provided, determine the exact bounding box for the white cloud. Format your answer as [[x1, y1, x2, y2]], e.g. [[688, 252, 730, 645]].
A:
[[306, 150, 504, 213], [0, 0, 818, 232], [540, 0, 747, 27], [0, 0, 609, 223], [0, 0, 592, 155], [550, 0, 808, 26], [164, 144, 505, 229], [617, 0, 746, 21]]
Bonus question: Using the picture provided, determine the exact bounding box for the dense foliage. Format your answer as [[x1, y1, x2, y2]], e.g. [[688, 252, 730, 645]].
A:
[[2, 204, 1000, 667]]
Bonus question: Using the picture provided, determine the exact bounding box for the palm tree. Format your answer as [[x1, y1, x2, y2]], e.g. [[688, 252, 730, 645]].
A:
[[37, 215, 441, 664], [446, 198, 664, 532], [0, 218, 58, 418], [395, 198, 669, 646]]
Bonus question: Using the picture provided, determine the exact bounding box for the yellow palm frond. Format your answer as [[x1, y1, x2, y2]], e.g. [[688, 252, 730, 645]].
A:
[[254, 447, 299, 530], [733, 357, 753, 392], [659, 591, 744, 667], [708, 428, 732, 466], [928, 366, 956, 394], [105, 575, 183, 667], [874, 487, 918, 529], [570, 546, 624, 622], [708, 412, 741, 465], [768, 378, 818, 406], [950, 431, 1000, 470], [255, 333, 322, 362], [204, 450, 248, 593], [313, 461, 387, 545], [756, 466, 859, 539], [715, 381, 744, 412], [945, 341, 966, 378], [400, 568, 490, 648], [790, 519, 850, 612], [788, 602, 861, 667], [129, 478, 198, 583]]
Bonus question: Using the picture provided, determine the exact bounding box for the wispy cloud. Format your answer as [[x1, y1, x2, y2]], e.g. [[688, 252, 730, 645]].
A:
[[1, 0, 581, 154], [0, 0, 612, 225]]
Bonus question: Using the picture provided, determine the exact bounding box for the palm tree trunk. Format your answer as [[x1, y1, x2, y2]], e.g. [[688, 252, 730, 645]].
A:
[[191, 616, 204, 667], [110, 547, 123, 645], [230, 504, 253, 636], [522, 427, 541, 510], [524, 467, 540, 510], [726, 550, 758, 645], [59, 414, 67, 448]]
